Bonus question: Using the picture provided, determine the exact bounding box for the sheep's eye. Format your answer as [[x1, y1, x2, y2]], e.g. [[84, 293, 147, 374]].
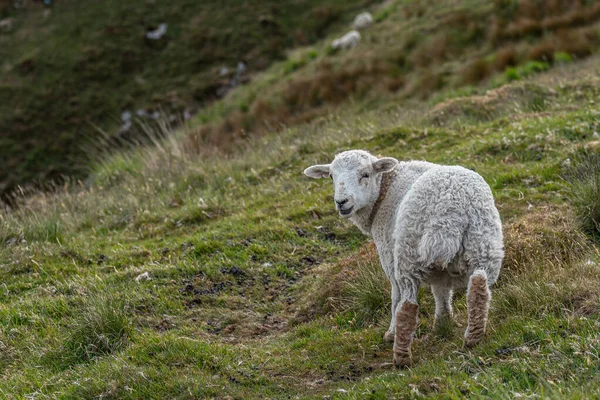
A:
[[361, 173, 370, 179]]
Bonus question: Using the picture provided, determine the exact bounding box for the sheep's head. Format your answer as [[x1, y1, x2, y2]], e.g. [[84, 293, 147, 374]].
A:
[[304, 150, 398, 218]]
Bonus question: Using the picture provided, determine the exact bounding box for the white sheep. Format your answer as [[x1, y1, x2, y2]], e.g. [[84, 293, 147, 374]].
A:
[[304, 150, 504, 367], [353, 12, 373, 30], [331, 30, 361, 50]]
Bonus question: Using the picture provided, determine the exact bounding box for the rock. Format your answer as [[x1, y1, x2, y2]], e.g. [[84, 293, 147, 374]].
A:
[[220, 266, 245, 277], [584, 140, 600, 151], [135, 271, 151, 282], [121, 110, 132, 122]]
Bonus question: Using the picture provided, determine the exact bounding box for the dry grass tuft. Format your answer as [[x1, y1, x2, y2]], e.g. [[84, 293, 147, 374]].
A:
[[503, 205, 590, 273], [496, 1, 600, 39], [428, 82, 553, 125], [528, 28, 596, 63], [292, 242, 389, 326], [460, 58, 491, 84], [329, 242, 390, 327], [410, 34, 449, 67], [494, 45, 518, 71], [186, 60, 398, 151]]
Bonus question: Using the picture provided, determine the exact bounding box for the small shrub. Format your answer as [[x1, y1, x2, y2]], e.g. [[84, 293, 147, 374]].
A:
[[494, 45, 518, 71], [521, 60, 550, 76], [528, 41, 556, 62], [564, 152, 600, 240], [461, 58, 491, 84], [374, 8, 390, 22], [553, 51, 573, 63], [325, 45, 337, 56], [239, 101, 250, 112], [504, 66, 521, 81], [283, 58, 307, 75]]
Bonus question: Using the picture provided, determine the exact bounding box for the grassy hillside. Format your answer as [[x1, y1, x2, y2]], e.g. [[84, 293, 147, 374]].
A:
[[181, 0, 600, 147], [5, 0, 600, 201], [2, 44, 600, 397], [0, 0, 378, 198]]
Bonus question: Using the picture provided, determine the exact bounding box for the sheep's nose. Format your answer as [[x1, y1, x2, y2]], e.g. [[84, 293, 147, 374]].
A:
[[336, 198, 348, 207]]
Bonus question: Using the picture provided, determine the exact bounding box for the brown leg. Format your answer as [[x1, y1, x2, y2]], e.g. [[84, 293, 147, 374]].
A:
[[393, 301, 419, 368], [464, 270, 491, 348]]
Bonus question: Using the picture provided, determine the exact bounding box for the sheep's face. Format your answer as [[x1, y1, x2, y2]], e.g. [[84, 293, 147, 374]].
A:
[[304, 150, 397, 219]]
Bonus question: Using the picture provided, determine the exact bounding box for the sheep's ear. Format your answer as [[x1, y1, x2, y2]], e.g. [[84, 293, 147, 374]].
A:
[[372, 157, 398, 174], [304, 164, 331, 179]]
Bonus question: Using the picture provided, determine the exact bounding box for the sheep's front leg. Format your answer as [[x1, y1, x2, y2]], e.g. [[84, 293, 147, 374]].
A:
[[393, 276, 419, 368], [431, 283, 453, 327], [464, 270, 491, 347], [384, 281, 400, 343]]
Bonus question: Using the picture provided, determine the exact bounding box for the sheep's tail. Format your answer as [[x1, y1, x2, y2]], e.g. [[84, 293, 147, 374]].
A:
[[417, 227, 463, 267]]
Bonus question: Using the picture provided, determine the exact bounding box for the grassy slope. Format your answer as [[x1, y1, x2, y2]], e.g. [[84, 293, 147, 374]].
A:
[[2, 50, 600, 398], [0, 0, 377, 197], [5, 0, 600, 200], [185, 0, 600, 147]]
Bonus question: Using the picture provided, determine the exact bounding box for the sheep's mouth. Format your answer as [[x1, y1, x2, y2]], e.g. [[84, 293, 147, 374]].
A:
[[339, 207, 354, 217]]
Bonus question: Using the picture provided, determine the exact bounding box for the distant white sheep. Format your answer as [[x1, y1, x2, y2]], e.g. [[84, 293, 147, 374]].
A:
[[331, 30, 361, 50], [305, 150, 504, 367], [353, 12, 373, 30], [146, 23, 167, 40]]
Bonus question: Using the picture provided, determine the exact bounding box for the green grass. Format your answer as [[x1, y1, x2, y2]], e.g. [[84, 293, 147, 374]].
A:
[[2, 52, 600, 397]]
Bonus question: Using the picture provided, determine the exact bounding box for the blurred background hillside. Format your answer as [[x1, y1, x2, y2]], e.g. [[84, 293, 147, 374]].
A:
[[0, 0, 377, 199], [2, 0, 600, 201]]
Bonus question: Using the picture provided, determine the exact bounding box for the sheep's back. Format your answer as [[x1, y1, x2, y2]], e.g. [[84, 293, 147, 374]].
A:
[[393, 166, 502, 273]]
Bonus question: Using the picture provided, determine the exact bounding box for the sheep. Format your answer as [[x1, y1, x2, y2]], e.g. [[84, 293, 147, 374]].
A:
[[331, 30, 361, 50], [353, 12, 373, 30], [304, 150, 504, 367]]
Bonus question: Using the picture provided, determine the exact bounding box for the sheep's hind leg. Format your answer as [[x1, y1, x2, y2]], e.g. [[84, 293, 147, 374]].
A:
[[431, 283, 453, 327], [393, 277, 419, 368], [464, 270, 491, 348]]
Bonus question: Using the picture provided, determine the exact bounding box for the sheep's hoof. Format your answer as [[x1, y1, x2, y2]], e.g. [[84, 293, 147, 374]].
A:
[[383, 330, 395, 343], [393, 351, 411, 368], [463, 331, 484, 348]]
